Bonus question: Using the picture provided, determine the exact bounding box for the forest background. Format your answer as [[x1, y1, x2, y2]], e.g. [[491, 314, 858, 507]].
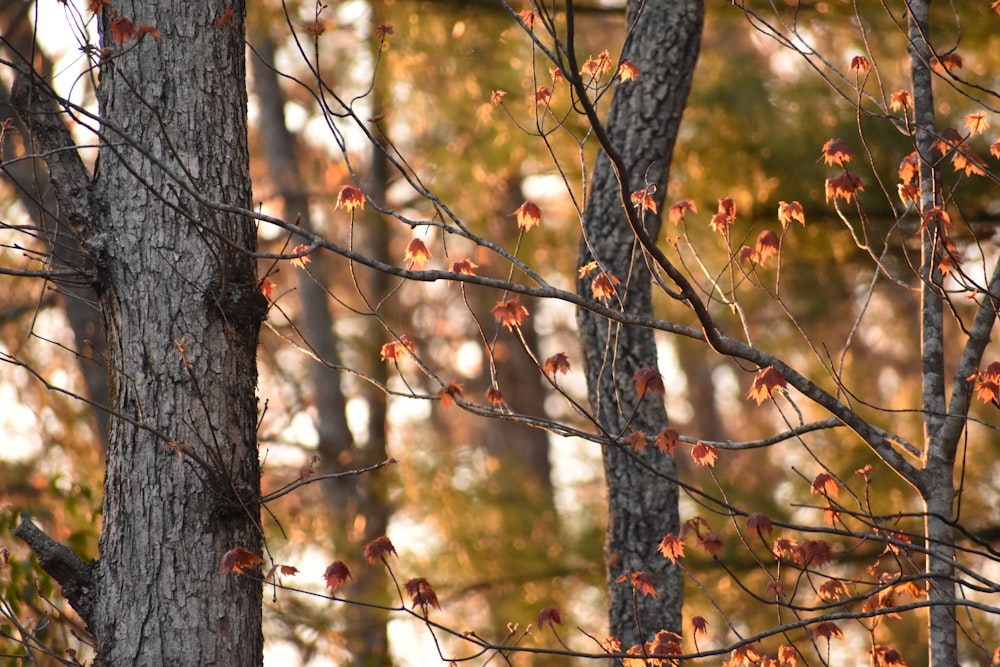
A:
[[2, 0, 1000, 665]]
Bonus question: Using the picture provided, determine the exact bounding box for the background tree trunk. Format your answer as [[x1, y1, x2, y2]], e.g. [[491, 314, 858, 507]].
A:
[[576, 0, 703, 648], [14, 1, 264, 663]]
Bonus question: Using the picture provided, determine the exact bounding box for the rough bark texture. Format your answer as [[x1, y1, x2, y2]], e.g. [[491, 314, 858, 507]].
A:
[[91, 1, 262, 664], [576, 0, 703, 648]]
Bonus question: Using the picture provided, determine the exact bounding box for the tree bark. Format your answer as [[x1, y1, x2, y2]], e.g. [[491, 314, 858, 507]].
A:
[[576, 0, 703, 649], [16, 1, 265, 664]]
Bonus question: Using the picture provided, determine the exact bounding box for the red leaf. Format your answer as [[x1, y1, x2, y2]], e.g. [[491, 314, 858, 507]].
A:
[[746, 512, 773, 537], [778, 645, 799, 666], [820, 138, 853, 166], [699, 531, 724, 557], [511, 201, 542, 231], [889, 89, 912, 112], [259, 278, 275, 300], [438, 381, 464, 409], [630, 571, 657, 598], [754, 230, 780, 264], [491, 298, 529, 330], [543, 352, 571, 376], [380, 336, 415, 362], [110, 16, 136, 44], [534, 86, 552, 106], [364, 535, 397, 565], [811, 472, 840, 498], [777, 200, 805, 228], [793, 539, 832, 568], [450, 258, 478, 275], [931, 52, 963, 73], [517, 10, 539, 28], [655, 427, 679, 455], [746, 366, 787, 405], [817, 578, 849, 601], [490, 89, 507, 105], [404, 577, 440, 612], [690, 616, 709, 639], [772, 536, 798, 559], [324, 560, 351, 592], [633, 366, 664, 400], [630, 189, 658, 214], [668, 199, 697, 225], [136, 24, 161, 41], [812, 621, 844, 642], [650, 630, 682, 656], [624, 431, 648, 452], [849, 55, 870, 73], [825, 172, 865, 203], [291, 243, 312, 269], [404, 238, 431, 268], [336, 185, 366, 211], [537, 605, 562, 629], [214, 6, 236, 28], [485, 386, 505, 407], [590, 270, 620, 301], [898, 151, 919, 185], [374, 24, 394, 38], [657, 533, 685, 564], [221, 547, 263, 575], [710, 196, 736, 233], [991, 140, 1000, 160], [691, 441, 717, 468]]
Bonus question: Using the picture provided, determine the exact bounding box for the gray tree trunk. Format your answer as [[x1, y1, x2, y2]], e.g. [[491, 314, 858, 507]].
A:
[[13, 1, 264, 664], [576, 0, 703, 649]]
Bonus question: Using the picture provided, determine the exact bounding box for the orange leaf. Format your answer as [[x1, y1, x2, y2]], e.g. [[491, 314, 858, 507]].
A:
[[699, 531, 724, 557], [259, 278, 275, 300], [817, 578, 849, 601], [920, 206, 951, 232], [650, 630, 683, 656], [870, 645, 906, 667], [590, 271, 620, 301], [110, 16, 136, 44], [812, 621, 844, 642], [380, 336, 414, 362], [405, 238, 431, 268], [777, 200, 805, 228], [374, 24, 394, 38], [754, 230, 780, 264], [364, 535, 397, 565], [404, 577, 440, 611], [657, 533, 685, 564], [450, 258, 478, 275], [746, 366, 787, 405], [624, 431, 648, 452], [617, 60, 639, 82], [991, 141, 1000, 160], [511, 201, 542, 231], [323, 560, 351, 592], [668, 199, 697, 225], [87, 0, 111, 12], [964, 112, 989, 136], [582, 50, 612, 78], [490, 89, 507, 105], [630, 189, 658, 213], [655, 427, 679, 455], [336, 185, 366, 211], [746, 512, 773, 537], [778, 645, 799, 666], [543, 352, 571, 376], [491, 298, 529, 330], [931, 52, 963, 73], [633, 366, 665, 399], [811, 472, 839, 498], [136, 24, 161, 41], [438, 381, 464, 408], [898, 151, 920, 184], [849, 55, 870, 73], [291, 243, 312, 269], [517, 9, 539, 28], [889, 89, 912, 112], [537, 605, 562, 629], [549, 66, 564, 84], [305, 20, 325, 36], [772, 536, 798, 559], [710, 196, 736, 233], [485, 386, 505, 407], [221, 547, 263, 575], [793, 539, 831, 568], [691, 441, 717, 468], [534, 86, 552, 106], [825, 171, 865, 203], [630, 571, 657, 598], [820, 138, 853, 166]]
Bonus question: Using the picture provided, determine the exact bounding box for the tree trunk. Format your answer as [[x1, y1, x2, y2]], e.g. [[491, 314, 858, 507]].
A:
[[15, 1, 264, 664], [576, 0, 703, 649]]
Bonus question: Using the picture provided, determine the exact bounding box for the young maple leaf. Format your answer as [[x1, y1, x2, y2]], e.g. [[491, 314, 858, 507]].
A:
[[898, 151, 919, 184], [549, 66, 565, 84], [323, 560, 352, 593], [265, 563, 298, 583], [534, 86, 553, 106], [699, 531, 725, 558], [889, 89, 912, 112], [363, 535, 397, 566], [537, 605, 562, 629], [374, 23, 394, 38], [450, 258, 478, 275], [657, 532, 685, 564], [582, 49, 612, 78], [793, 539, 832, 568], [811, 472, 839, 498], [655, 427, 679, 455], [633, 366, 665, 400], [820, 138, 853, 166], [777, 200, 805, 228], [136, 24, 162, 41], [991, 140, 1000, 160], [952, 148, 987, 177], [543, 352, 571, 376], [485, 386, 505, 408], [305, 20, 326, 36], [931, 52, 963, 73], [691, 441, 718, 468], [259, 278, 275, 300], [380, 336, 415, 362], [490, 89, 507, 105], [778, 645, 799, 666], [971, 361, 1000, 406], [849, 55, 870, 73], [746, 366, 787, 405], [511, 201, 542, 231], [591, 271, 620, 301], [491, 298, 529, 330], [110, 16, 136, 44], [754, 230, 780, 264], [404, 238, 431, 268], [817, 578, 849, 602], [629, 571, 658, 598], [630, 189, 658, 213], [290, 243, 312, 269], [710, 196, 736, 233], [221, 547, 263, 575], [690, 616, 709, 640], [650, 630, 683, 656], [668, 199, 697, 225], [517, 9, 539, 29], [964, 112, 989, 136], [920, 206, 951, 232], [438, 381, 464, 408], [934, 127, 964, 156], [336, 185, 366, 211], [870, 645, 906, 667], [738, 245, 757, 265], [624, 431, 648, 452], [897, 183, 919, 205], [746, 512, 773, 537], [765, 579, 784, 600], [772, 536, 798, 559], [812, 621, 844, 643], [404, 578, 440, 612], [617, 60, 638, 82]]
